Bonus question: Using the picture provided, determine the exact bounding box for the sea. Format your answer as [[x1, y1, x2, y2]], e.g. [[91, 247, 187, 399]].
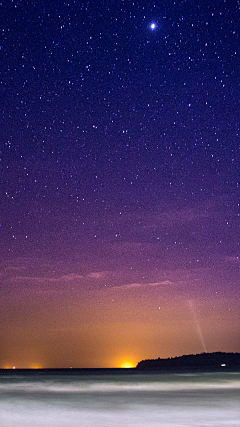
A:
[[0, 369, 239, 427]]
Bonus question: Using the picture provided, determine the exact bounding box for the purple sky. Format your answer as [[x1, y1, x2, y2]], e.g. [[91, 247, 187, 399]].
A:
[[1, 0, 239, 368]]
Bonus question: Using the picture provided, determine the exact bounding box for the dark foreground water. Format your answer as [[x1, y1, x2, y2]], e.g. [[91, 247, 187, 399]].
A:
[[0, 370, 239, 426]]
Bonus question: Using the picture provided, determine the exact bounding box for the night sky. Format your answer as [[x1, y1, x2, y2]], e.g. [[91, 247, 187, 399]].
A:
[[1, 0, 239, 368]]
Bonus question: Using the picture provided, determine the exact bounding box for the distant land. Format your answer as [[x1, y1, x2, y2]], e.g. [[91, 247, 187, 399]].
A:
[[136, 352, 240, 371], [1, 353, 240, 373]]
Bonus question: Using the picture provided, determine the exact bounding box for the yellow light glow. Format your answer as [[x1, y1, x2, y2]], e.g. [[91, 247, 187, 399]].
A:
[[29, 364, 43, 369], [119, 361, 135, 368]]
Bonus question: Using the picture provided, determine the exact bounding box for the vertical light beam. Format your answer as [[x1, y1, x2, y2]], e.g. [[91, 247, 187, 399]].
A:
[[188, 300, 207, 353]]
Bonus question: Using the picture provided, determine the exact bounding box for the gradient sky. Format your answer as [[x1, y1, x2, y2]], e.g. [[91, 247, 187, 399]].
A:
[[1, 0, 239, 368]]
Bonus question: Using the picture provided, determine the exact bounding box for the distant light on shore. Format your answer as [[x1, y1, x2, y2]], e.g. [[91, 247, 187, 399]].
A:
[[120, 361, 135, 368]]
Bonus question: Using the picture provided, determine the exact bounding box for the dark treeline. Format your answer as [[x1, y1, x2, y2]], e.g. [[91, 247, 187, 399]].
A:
[[136, 352, 240, 371]]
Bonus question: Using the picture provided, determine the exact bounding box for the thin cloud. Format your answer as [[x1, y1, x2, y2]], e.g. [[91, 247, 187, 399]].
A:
[[114, 197, 227, 234], [114, 280, 174, 290], [141, 207, 210, 230], [9, 271, 109, 285], [10, 273, 83, 285], [3, 266, 25, 272]]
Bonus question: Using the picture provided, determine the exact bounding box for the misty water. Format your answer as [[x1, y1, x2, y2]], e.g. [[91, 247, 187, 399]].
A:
[[0, 370, 239, 426]]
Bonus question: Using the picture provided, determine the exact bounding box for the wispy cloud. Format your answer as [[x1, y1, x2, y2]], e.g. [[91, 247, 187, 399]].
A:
[[3, 266, 25, 272], [111, 197, 229, 235], [9, 273, 83, 285], [139, 207, 210, 231], [55, 273, 84, 282], [8, 271, 110, 285], [114, 280, 174, 290], [87, 271, 108, 279]]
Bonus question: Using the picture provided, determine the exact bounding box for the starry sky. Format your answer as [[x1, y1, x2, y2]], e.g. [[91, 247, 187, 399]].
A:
[[1, 0, 239, 368]]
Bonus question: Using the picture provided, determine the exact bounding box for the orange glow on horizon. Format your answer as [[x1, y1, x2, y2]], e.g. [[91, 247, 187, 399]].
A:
[[2, 365, 43, 370], [119, 360, 136, 368]]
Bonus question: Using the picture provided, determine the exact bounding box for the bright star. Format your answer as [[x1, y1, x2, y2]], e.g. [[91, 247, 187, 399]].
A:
[[150, 22, 156, 30]]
